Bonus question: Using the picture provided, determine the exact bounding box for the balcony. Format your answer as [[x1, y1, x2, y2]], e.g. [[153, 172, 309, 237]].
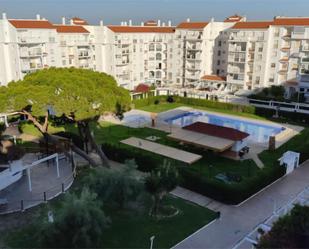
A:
[[278, 69, 288, 74], [279, 57, 289, 63], [301, 45, 309, 52], [280, 47, 290, 52]]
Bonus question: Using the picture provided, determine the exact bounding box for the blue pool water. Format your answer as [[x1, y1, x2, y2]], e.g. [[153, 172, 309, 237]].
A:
[[164, 111, 285, 143]]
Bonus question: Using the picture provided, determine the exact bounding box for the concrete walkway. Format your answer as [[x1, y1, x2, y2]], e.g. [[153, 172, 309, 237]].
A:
[[173, 160, 309, 249]]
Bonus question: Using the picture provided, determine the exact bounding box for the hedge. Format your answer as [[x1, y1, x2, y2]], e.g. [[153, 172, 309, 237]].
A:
[[133, 95, 256, 114], [101, 142, 286, 205]]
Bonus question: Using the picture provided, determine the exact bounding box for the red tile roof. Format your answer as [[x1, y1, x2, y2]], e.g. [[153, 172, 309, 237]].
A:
[[201, 75, 226, 82], [232, 21, 273, 29], [176, 22, 208, 29], [9, 19, 55, 29], [54, 25, 90, 33], [183, 122, 249, 141], [133, 84, 151, 93], [273, 17, 309, 26], [107, 26, 175, 33], [72, 17, 89, 25]]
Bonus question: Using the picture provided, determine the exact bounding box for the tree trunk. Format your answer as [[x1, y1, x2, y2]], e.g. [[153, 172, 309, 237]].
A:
[[84, 122, 110, 168], [21, 110, 99, 167]]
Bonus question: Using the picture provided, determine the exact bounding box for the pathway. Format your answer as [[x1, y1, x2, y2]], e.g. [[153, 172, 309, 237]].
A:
[[172, 160, 309, 249]]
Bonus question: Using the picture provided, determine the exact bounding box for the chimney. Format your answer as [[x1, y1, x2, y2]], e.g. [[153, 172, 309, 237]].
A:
[[42, 17, 46, 21], [129, 19, 132, 26], [99, 20, 104, 26], [211, 17, 214, 23], [168, 20, 172, 27], [141, 22, 144, 26], [36, 14, 41, 20], [187, 18, 191, 22], [2, 13, 7, 20], [158, 20, 161, 26], [162, 22, 166, 27], [62, 17, 66, 25]]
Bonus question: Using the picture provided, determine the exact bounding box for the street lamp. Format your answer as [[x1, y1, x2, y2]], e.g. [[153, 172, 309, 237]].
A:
[[150, 235, 155, 249]]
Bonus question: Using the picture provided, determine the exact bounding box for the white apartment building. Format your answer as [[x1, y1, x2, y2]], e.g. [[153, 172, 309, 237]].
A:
[[1, 13, 309, 100]]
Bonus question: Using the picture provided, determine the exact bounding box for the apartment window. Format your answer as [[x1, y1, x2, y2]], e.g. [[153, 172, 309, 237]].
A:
[[255, 76, 260, 84], [216, 69, 220, 75], [269, 78, 274, 83], [272, 51, 278, 57], [149, 44, 155, 51], [217, 50, 221, 56], [258, 47, 263, 52], [271, 63, 276, 68], [218, 41, 222, 47], [217, 60, 220, 66], [258, 54, 262, 60], [156, 53, 162, 60], [49, 37, 55, 43]]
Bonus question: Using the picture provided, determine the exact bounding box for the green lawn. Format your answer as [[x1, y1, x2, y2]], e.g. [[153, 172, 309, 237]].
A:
[[103, 195, 216, 248], [138, 102, 265, 120]]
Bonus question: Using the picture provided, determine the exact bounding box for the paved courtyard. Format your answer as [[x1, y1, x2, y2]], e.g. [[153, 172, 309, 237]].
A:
[[0, 155, 74, 214], [172, 160, 309, 249]]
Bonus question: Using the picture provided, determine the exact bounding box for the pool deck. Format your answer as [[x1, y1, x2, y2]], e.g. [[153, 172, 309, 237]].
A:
[[120, 137, 202, 164]]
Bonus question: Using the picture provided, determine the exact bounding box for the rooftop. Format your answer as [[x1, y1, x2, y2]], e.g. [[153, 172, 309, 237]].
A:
[[232, 21, 273, 29], [183, 122, 249, 141], [176, 22, 208, 29], [54, 25, 90, 33], [107, 25, 175, 33], [9, 19, 55, 29]]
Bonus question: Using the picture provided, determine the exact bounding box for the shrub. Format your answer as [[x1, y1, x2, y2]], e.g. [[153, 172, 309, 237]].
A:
[[154, 99, 160, 105], [166, 96, 175, 103]]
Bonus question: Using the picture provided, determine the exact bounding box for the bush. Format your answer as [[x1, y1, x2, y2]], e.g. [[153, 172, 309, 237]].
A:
[[154, 99, 160, 105], [166, 96, 175, 103], [102, 142, 285, 205]]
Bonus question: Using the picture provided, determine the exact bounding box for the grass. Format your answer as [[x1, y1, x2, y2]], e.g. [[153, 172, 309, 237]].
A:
[[103, 195, 216, 248], [93, 122, 260, 181], [19, 122, 78, 137], [4, 169, 217, 249], [138, 102, 265, 120]]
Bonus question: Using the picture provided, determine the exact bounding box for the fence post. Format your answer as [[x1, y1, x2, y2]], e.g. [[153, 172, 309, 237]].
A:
[[21, 200, 24, 212]]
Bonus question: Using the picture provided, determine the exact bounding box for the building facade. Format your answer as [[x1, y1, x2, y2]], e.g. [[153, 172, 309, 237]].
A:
[[1, 13, 309, 100]]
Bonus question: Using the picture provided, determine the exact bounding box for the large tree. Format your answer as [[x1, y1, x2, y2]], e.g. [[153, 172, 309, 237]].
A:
[[0, 68, 130, 166], [39, 188, 110, 248]]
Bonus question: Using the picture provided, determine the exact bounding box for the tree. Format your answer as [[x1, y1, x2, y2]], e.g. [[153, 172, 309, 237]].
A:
[[257, 205, 309, 248], [145, 160, 179, 217], [0, 68, 131, 167], [85, 159, 143, 209], [39, 188, 110, 248]]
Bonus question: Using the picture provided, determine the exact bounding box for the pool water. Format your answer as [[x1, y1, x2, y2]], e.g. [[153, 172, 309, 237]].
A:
[[164, 111, 285, 143]]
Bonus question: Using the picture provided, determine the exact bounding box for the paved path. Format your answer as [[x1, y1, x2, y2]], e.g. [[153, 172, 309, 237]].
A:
[[173, 160, 309, 249]]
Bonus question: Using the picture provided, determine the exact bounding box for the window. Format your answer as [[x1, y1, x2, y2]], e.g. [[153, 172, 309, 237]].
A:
[[218, 41, 222, 47], [149, 44, 155, 51], [271, 63, 276, 68], [62, 60, 66, 66], [149, 71, 155, 78], [258, 47, 263, 52], [156, 53, 162, 60], [218, 50, 221, 56], [216, 69, 220, 75], [217, 60, 220, 66], [156, 71, 162, 78]]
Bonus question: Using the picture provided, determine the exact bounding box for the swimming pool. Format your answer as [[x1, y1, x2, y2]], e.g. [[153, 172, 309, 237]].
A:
[[164, 111, 285, 143]]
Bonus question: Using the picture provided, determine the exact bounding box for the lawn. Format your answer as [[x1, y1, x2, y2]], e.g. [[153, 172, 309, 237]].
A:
[[138, 102, 265, 120]]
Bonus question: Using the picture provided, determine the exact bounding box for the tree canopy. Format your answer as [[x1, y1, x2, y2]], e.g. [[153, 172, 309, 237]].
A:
[[257, 205, 309, 248], [0, 67, 131, 120]]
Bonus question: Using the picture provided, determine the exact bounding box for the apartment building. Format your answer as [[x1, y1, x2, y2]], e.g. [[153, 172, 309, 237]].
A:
[[1, 13, 309, 100], [105, 20, 175, 89]]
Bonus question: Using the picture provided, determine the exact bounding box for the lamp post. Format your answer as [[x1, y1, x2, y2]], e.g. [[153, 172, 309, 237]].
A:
[[150, 235, 155, 249]]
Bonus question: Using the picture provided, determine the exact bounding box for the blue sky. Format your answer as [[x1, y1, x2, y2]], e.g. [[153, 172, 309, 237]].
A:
[[1, 0, 308, 25]]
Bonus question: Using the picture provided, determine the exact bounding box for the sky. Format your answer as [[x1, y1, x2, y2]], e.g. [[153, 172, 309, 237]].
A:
[[1, 0, 309, 25]]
